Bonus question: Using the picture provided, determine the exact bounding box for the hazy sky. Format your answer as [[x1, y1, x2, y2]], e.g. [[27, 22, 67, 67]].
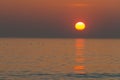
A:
[[0, 0, 120, 38]]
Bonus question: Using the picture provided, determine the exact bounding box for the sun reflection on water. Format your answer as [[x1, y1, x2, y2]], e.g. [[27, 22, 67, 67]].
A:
[[74, 39, 86, 74]]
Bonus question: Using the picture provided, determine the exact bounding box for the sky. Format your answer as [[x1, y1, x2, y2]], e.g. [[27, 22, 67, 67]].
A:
[[0, 0, 120, 38]]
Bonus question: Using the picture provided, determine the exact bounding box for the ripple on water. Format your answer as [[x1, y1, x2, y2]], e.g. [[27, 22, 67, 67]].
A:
[[1, 71, 120, 80]]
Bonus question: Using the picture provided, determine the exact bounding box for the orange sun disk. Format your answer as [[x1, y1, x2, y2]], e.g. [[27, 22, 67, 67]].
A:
[[75, 22, 86, 31]]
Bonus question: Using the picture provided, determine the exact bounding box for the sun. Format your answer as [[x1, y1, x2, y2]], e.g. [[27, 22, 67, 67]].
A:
[[75, 22, 86, 31]]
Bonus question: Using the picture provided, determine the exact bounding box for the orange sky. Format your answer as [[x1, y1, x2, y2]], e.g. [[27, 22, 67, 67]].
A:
[[0, 0, 120, 38], [1, 0, 119, 23], [1, 0, 119, 15]]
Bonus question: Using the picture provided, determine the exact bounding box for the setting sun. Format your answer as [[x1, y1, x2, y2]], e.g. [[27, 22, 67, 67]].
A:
[[75, 22, 85, 31]]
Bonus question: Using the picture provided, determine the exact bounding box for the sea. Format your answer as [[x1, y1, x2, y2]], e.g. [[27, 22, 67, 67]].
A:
[[0, 38, 120, 80]]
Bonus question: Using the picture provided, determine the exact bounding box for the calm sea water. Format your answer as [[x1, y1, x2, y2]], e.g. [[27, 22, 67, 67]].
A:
[[0, 38, 120, 80]]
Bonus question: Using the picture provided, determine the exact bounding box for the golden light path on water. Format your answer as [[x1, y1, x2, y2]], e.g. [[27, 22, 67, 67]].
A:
[[74, 39, 86, 74]]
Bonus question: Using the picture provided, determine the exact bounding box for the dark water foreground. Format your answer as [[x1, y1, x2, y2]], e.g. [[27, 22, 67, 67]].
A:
[[1, 71, 120, 80]]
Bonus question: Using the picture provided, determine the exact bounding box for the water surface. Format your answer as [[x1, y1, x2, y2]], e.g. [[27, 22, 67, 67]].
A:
[[0, 38, 120, 80]]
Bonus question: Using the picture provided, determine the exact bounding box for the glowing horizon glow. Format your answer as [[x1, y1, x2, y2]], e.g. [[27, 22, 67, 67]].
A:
[[75, 22, 85, 31]]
